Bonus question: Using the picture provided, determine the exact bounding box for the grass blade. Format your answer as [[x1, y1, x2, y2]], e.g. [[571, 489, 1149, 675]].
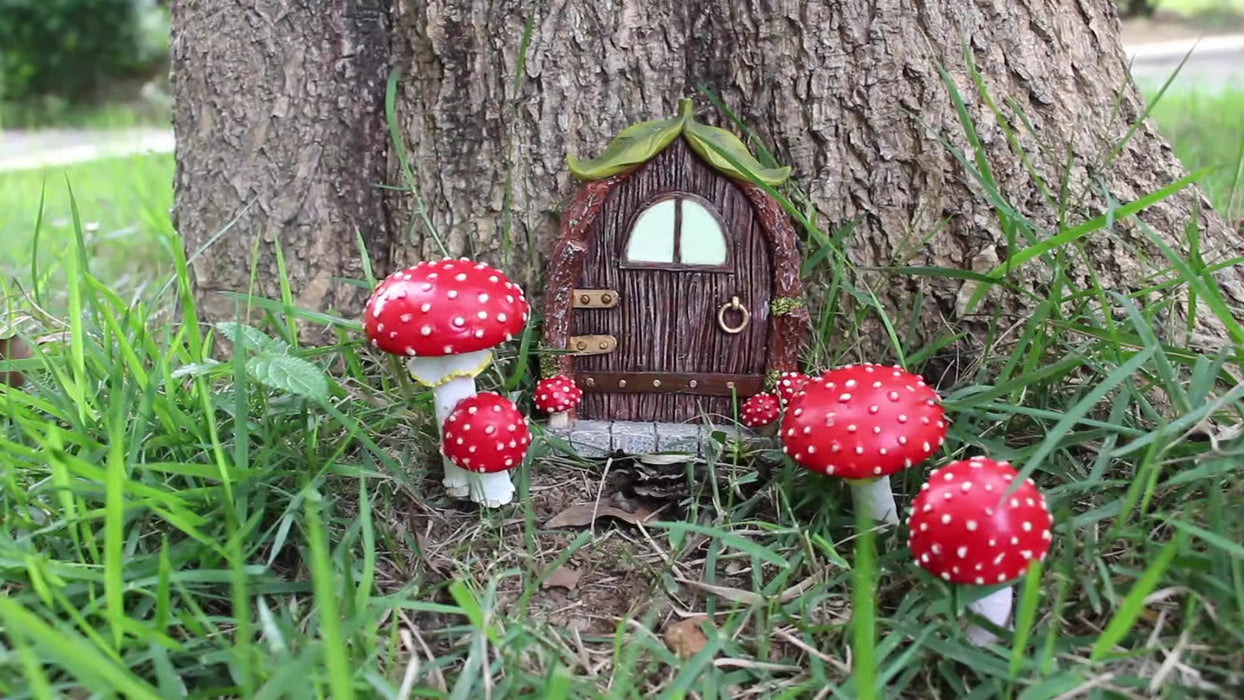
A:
[[1089, 533, 1183, 662]]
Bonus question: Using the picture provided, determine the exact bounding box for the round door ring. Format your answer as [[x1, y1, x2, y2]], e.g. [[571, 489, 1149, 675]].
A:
[[717, 296, 751, 335]]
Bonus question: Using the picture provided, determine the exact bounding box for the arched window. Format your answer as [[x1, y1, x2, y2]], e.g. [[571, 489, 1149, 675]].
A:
[[623, 194, 728, 268]]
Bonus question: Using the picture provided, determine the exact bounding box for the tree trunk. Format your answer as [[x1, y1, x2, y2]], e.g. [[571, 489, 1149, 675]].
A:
[[169, 0, 393, 343], [172, 0, 1244, 364]]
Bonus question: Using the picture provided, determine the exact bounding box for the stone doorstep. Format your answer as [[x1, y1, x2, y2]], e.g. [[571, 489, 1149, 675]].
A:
[[545, 419, 775, 460]]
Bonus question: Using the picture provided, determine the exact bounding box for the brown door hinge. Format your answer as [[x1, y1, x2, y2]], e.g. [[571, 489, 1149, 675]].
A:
[[571, 289, 619, 309], [567, 334, 616, 355]]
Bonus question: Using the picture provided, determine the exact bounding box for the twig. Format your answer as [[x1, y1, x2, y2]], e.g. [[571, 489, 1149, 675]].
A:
[[396, 628, 421, 700]]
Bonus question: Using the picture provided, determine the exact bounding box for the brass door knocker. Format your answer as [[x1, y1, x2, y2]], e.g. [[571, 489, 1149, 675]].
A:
[[717, 296, 751, 334]]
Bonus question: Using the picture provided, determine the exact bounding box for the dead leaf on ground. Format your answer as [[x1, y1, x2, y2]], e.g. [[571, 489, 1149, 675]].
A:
[[664, 615, 713, 660], [543, 501, 658, 529], [542, 566, 582, 591], [0, 336, 31, 389]]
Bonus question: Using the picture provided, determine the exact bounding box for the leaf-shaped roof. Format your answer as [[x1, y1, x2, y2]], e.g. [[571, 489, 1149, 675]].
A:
[[567, 98, 791, 187]]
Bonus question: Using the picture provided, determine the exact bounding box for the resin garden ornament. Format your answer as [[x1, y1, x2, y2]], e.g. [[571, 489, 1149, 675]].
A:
[[533, 374, 583, 430], [907, 456, 1053, 646], [780, 363, 947, 524], [364, 258, 530, 506], [537, 97, 811, 452], [441, 392, 533, 507]]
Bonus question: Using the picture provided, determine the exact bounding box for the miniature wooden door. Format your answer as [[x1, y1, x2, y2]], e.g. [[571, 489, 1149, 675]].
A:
[[573, 138, 772, 423]]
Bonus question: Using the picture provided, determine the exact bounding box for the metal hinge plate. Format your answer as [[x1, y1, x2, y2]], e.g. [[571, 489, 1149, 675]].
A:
[[571, 289, 619, 309], [567, 334, 616, 355]]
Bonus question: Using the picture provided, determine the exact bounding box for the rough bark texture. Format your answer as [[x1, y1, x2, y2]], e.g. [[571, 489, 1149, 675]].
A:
[[385, 0, 1242, 374], [173, 0, 1242, 367], [170, 0, 392, 342]]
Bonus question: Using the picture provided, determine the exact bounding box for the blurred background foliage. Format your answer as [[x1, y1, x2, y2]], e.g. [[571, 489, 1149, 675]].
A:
[[0, 0, 169, 127]]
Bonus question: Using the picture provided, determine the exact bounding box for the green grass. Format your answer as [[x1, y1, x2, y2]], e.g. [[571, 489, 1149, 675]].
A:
[[1155, 0, 1244, 16], [0, 93, 171, 132], [0, 154, 176, 309], [1146, 88, 1244, 221], [1, 76, 1243, 698]]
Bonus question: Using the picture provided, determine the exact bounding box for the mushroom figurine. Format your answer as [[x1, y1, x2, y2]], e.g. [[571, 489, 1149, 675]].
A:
[[906, 457, 1053, 645], [441, 392, 533, 507], [774, 371, 809, 408], [780, 363, 947, 524], [533, 374, 583, 430], [364, 258, 530, 502], [740, 392, 781, 429]]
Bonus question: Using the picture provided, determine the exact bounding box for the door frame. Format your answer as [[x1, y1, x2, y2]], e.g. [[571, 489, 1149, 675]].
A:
[[540, 148, 810, 422]]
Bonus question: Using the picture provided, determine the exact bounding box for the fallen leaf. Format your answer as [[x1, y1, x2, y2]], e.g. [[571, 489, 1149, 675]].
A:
[[542, 566, 582, 591], [664, 615, 712, 660], [543, 502, 658, 529], [0, 336, 31, 389]]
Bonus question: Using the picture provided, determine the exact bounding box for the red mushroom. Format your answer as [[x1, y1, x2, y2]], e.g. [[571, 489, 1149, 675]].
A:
[[906, 456, 1053, 645], [533, 374, 583, 430], [441, 392, 533, 507], [774, 371, 809, 408], [364, 258, 530, 502], [740, 392, 781, 428], [780, 363, 947, 523]]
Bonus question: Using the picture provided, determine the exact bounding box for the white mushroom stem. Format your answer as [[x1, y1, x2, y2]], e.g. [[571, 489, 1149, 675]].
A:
[[965, 586, 1014, 646], [547, 411, 570, 430], [848, 476, 899, 525], [407, 349, 498, 501], [468, 470, 517, 508], [427, 374, 476, 498]]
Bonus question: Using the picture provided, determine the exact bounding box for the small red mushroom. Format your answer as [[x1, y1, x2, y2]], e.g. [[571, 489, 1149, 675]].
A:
[[774, 371, 809, 407], [906, 456, 1053, 645], [533, 374, 583, 429], [364, 258, 530, 501], [780, 363, 947, 523], [740, 393, 781, 428], [441, 392, 533, 507]]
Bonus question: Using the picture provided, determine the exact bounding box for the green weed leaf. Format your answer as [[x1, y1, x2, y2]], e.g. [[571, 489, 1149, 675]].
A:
[[246, 354, 329, 402], [215, 321, 290, 355], [171, 359, 221, 378]]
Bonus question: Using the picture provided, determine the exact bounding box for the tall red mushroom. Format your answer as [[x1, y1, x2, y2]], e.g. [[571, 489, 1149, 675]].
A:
[[441, 392, 532, 507], [780, 363, 947, 523], [907, 457, 1053, 645], [532, 374, 582, 430], [364, 258, 529, 504]]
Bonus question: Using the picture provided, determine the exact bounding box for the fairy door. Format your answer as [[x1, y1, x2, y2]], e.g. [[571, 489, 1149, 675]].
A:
[[572, 137, 773, 423]]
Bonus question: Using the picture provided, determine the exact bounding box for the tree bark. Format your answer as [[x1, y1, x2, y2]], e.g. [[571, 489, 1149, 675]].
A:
[[173, 0, 1244, 365], [385, 0, 1243, 370], [169, 0, 393, 343]]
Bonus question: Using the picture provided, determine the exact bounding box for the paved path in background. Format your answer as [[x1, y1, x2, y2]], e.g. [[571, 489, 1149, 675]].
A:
[[1126, 33, 1244, 91], [0, 127, 174, 173], [0, 34, 1240, 175]]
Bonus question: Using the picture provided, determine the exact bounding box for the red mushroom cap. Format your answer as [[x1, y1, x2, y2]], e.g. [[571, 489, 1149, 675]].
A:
[[363, 258, 530, 357], [775, 371, 810, 406], [533, 375, 583, 414], [441, 392, 532, 474], [779, 363, 946, 480], [740, 393, 781, 427], [906, 457, 1053, 585]]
